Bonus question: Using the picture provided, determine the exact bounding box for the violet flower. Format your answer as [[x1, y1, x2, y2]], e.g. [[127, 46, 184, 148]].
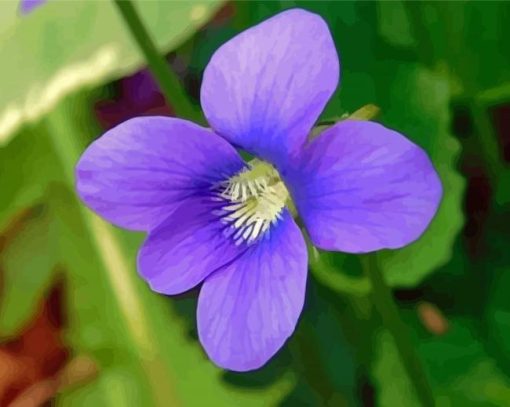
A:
[[76, 9, 442, 371]]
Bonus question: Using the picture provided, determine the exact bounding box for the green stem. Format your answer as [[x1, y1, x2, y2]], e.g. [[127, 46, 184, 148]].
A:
[[309, 256, 371, 297], [304, 232, 371, 296], [45, 96, 179, 406], [291, 328, 350, 407], [363, 255, 435, 407], [113, 0, 203, 123]]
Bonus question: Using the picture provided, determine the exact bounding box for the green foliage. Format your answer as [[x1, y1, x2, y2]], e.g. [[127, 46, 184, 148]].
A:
[[0, 0, 222, 146], [0, 123, 65, 334], [373, 318, 510, 406], [376, 1, 416, 49], [372, 330, 419, 406], [377, 66, 465, 287], [0, 205, 57, 336], [0, 126, 63, 229]]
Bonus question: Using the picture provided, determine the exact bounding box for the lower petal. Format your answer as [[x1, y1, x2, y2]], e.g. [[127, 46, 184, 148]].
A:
[[197, 211, 308, 372], [284, 120, 442, 253], [137, 197, 246, 295]]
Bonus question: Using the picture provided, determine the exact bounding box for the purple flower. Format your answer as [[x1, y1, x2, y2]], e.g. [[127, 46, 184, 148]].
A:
[[75, 9, 442, 371]]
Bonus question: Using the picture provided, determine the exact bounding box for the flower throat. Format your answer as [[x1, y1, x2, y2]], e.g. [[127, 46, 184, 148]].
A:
[[217, 159, 289, 245]]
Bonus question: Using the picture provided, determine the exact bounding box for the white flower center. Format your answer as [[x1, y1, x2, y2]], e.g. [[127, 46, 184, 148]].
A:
[[216, 159, 289, 245]]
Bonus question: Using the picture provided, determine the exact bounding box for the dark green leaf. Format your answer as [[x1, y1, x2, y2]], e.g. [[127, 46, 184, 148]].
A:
[[373, 318, 510, 406]]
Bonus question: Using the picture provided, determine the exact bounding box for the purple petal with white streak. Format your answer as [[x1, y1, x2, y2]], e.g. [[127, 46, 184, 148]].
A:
[[137, 197, 248, 295], [76, 117, 244, 231], [197, 210, 308, 371]]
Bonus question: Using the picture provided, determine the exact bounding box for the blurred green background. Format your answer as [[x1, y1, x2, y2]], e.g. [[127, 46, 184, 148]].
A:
[[0, 1, 509, 405]]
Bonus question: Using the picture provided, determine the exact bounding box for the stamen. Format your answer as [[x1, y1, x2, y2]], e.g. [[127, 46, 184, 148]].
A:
[[215, 159, 289, 245]]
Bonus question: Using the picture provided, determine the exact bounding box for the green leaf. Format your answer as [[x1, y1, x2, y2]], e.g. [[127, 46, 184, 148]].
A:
[[0, 0, 223, 145], [376, 1, 416, 49], [283, 280, 375, 406], [481, 216, 510, 379], [382, 1, 510, 95], [373, 318, 510, 407], [0, 205, 58, 337], [372, 331, 420, 407], [0, 125, 63, 229]]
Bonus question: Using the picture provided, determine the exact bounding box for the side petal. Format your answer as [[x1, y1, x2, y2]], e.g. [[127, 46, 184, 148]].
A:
[[137, 197, 246, 295], [201, 8, 339, 166], [76, 117, 244, 231], [285, 120, 442, 253], [197, 211, 308, 371]]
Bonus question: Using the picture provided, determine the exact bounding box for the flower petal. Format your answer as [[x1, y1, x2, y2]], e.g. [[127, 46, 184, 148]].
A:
[[137, 197, 246, 295], [201, 8, 339, 166], [285, 120, 442, 253], [76, 117, 244, 231], [197, 211, 308, 371], [19, 0, 47, 14]]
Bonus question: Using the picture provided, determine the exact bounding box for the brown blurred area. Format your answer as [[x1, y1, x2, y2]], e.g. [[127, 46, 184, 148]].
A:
[[0, 214, 97, 407], [0, 280, 67, 406]]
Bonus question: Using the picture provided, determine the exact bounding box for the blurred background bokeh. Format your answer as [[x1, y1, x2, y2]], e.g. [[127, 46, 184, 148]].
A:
[[1, 1, 510, 405]]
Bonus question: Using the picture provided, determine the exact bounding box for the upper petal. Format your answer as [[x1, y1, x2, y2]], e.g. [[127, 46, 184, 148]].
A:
[[197, 211, 307, 371], [76, 117, 244, 231], [200, 8, 339, 166], [284, 120, 442, 253], [137, 197, 247, 295]]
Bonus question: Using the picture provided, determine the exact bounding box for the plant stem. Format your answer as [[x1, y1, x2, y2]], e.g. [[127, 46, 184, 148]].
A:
[[304, 231, 371, 296], [45, 96, 179, 406], [363, 255, 435, 407], [113, 0, 203, 123], [309, 256, 371, 297]]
